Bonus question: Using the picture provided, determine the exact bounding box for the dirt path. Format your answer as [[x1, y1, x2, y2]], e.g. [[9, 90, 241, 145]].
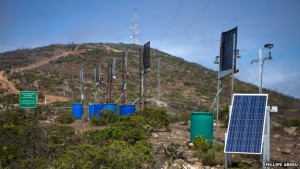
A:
[[0, 71, 19, 94], [103, 45, 123, 53], [13, 51, 72, 72], [44, 94, 69, 103], [0, 44, 119, 103], [0, 49, 77, 103]]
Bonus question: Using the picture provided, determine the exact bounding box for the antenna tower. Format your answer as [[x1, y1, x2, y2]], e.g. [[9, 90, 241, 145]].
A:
[[130, 9, 140, 44]]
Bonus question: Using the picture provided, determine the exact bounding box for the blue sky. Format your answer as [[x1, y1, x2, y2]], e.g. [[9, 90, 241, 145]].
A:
[[1, 0, 300, 98]]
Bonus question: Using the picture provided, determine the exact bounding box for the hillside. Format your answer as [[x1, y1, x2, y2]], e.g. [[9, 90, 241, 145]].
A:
[[0, 43, 299, 168], [0, 43, 299, 119]]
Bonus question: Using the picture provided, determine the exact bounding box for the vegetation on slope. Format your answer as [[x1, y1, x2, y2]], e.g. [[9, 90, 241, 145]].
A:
[[0, 108, 172, 168], [0, 43, 299, 118]]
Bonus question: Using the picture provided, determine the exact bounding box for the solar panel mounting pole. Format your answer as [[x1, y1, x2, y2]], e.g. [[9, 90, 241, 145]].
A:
[[263, 107, 271, 169], [144, 70, 147, 117], [213, 55, 223, 145], [259, 49, 263, 94], [231, 34, 236, 100], [139, 47, 142, 111], [216, 62, 221, 143]]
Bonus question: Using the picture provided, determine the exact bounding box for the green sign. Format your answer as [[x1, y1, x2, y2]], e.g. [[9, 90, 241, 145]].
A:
[[19, 91, 37, 108]]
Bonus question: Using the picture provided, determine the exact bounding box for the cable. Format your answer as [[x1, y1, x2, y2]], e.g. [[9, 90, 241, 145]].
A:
[[175, 0, 212, 44], [159, 0, 185, 47], [251, 63, 260, 85]]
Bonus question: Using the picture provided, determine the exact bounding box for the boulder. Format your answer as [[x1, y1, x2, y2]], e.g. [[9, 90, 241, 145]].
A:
[[152, 133, 159, 139], [192, 162, 203, 169], [187, 157, 199, 163], [281, 148, 291, 154], [284, 127, 297, 135], [180, 150, 194, 160], [188, 143, 194, 148], [170, 159, 194, 169]]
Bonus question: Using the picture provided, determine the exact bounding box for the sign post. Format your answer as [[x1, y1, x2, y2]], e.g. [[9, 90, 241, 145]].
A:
[[19, 91, 37, 108]]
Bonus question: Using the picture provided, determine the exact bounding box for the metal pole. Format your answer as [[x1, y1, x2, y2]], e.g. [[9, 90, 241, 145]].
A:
[[106, 61, 110, 103], [139, 47, 142, 111], [95, 67, 97, 103], [216, 66, 221, 143], [231, 34, 236, 100], [263, 108, 270, 169], [80, 69, 82, 104], [109, 61, 113, 103], [80, 67, 84, 104], [251, 46, 272, 94], [98, 65, 101, 103], [259, 48, 263, 94], [121, 52, 126, 104], [157, 58, 161, 100], [144, 72, 147, 117]]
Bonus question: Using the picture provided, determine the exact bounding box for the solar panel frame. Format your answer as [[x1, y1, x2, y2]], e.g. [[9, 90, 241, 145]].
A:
[[224, 94, 268, 154]]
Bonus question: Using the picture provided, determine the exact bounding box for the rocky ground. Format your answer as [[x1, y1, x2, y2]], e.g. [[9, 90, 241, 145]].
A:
[[38, 115, 299, 169], [149, 121, 299, 169]]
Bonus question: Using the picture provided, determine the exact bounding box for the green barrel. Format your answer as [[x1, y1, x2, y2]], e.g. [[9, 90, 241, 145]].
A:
[[190, 112, 213, 145]]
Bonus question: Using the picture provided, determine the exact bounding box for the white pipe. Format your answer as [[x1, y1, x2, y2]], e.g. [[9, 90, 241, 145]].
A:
[[132, 97, 140, 105], [115, 81, 128, 104], [209, 88, 223, 113]]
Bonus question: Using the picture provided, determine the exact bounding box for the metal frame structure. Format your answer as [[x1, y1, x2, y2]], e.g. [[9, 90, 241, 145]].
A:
[[251, 44, 273, 94], [214, 28, 240, 143]]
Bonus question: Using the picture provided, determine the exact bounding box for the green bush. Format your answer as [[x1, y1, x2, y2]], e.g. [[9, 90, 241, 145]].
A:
[[85, 126, 147, 145], [114, 115, 153, 135], [0, 94, 18, 105], [52, 141, 153, 169], [192, 136, 210, 152], [212, 144, 224, 153], [56, 112, 76, 124], [200, 150, 214, 166], [17, 157, 47, 169], [44, 125, 75, 144], [90, 115, 102, 126], [90, 109, 119, 126], [192, 136, 215, 166], [101, 109, 119, 124], [212, 144, 224, 165], [219, 106, 229, 127], [296, 127, 300, 134], [192, 141, 225, 166], [271, 126, 285, 134], [282, 118, 300, 127], [136, 108, 170, 131], [0, 110, 38, 126], [170, 112, 190, 124]]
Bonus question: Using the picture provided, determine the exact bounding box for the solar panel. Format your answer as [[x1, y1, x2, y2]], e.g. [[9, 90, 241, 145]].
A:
[[224, 94, 268, 154]]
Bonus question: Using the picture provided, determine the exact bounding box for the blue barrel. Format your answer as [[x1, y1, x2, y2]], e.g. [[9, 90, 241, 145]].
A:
[[94, 104, 104, 116], [102, 103, 117, 113], [120, 104, 136, 116], [88, 104, 95, 120], [72, 103, 83, 119]]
